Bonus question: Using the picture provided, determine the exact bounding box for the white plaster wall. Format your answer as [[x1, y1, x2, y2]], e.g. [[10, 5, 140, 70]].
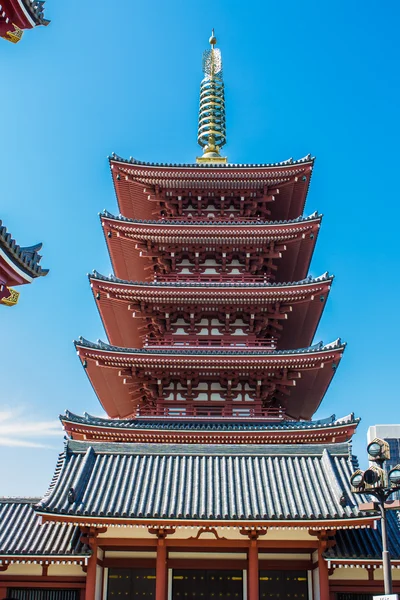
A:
[[312, 550, 320, 600], [95, 564, 103, 600]]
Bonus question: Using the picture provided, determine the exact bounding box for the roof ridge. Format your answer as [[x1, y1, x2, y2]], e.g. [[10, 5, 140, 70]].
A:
[[109, 153, 315, 169]]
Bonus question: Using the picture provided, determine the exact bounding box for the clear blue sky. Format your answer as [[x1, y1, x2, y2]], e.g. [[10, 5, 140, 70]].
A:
[[1, 0, 400, 495]]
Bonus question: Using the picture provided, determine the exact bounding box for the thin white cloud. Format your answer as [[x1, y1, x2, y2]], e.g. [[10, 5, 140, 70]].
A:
[[0, 407, 62, 448], [0, 437, 54, 448]]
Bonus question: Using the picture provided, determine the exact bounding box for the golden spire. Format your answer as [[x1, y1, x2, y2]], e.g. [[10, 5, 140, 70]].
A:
[[196, 30, 227, 164]]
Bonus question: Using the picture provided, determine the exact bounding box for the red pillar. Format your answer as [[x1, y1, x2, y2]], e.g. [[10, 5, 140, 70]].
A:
[[318, 543, 330, 600], [248, 538, 259, 600], [156, 535, 167, 600], [86, 536, 98, 600]]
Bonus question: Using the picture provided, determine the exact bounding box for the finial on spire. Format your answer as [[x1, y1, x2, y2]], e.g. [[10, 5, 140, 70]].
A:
[[196, 30, 227, 164], [209, 29, 217, 47]]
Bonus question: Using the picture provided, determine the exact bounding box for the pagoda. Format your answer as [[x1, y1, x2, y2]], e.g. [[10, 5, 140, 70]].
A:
[[0, 0, 49, 43], [2, 31, 400, 600], [0, 219, 48, 306]]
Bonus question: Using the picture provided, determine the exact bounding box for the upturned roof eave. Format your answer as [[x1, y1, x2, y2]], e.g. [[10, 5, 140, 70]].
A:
[[36, 512, 377, 531], [89, 270, 333, 292], [0, 221, 48, 279], [74, 336, 345, 358], [100, 209, 322, 228]]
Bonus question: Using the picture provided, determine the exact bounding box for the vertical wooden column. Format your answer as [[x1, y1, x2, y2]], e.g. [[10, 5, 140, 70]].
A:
[[85, 533, 98, 600], [317, 542, 329, 600], [248, 536, 259, 600], [240, 527, 267, 600], [156, 535, 168, 600], [81, 526, 107, 600], [309, 530, 335, 600], [148, 526, 176, 600]]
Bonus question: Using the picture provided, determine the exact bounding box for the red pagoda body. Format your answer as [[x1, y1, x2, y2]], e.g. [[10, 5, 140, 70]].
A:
[[1, 31, 400, 600]]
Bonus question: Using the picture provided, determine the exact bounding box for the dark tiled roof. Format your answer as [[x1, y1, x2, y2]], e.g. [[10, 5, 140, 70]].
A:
[[326, 511, 400, 560], [89, 270, 332, 289], [0, 498, 86, 558], [0, 220, 48, 278], [37, 439, 367, 522], [61, 410, 359, 432], [22, 0, 50, 25], [101, 209, 321, 227], [75, 337, 344, 357], [110, 153, 315, 169]]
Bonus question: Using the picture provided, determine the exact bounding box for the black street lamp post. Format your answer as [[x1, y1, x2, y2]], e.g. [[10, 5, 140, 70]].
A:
[[350, 437, 400, 596]]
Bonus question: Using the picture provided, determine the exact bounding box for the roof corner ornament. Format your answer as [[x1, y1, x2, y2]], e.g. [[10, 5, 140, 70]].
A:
[[0, 286, 19, 306], [196, 30, 227, 164]]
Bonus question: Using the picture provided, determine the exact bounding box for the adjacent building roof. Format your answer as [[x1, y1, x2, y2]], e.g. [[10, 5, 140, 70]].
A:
[[326, 511, 400, 563], [0, 498, 86, 563], [0, 219, 48, 285], [36, 439, 373, 528], [0, 0, 49, 39], [61, 410, 360, 445]]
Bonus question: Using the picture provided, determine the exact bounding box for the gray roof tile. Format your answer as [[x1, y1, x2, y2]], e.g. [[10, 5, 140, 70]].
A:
[[326, 511, 400, 560], [37, 440, 367, 522], [0, 499, 86, 557], [62, 410, 359, 432]]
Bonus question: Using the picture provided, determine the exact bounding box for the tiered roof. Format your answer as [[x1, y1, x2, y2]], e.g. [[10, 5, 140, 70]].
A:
[[61, 411, 359, 445], [101, 211, 320, 283], [90, 271, 332, 349], [109, 154, 314, 221], [75, 338, 345, 420]]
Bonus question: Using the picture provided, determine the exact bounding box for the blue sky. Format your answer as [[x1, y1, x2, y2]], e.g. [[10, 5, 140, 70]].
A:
[[1, 0, 400, 495]]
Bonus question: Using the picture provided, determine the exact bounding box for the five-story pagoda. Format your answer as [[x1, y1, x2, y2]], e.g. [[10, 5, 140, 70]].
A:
[[76, 31, 343, 424], [5, 32, 399, 600]]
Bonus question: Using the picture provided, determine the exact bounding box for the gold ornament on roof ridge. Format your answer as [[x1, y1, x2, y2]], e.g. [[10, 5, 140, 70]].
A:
[[196, 29, 227, 164]]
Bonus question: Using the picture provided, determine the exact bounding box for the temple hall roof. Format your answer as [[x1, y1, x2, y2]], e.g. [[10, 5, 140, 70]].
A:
[[0, 498, 86, 562], [36, 439, 373, 528], [0, 219, 48, 284]]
